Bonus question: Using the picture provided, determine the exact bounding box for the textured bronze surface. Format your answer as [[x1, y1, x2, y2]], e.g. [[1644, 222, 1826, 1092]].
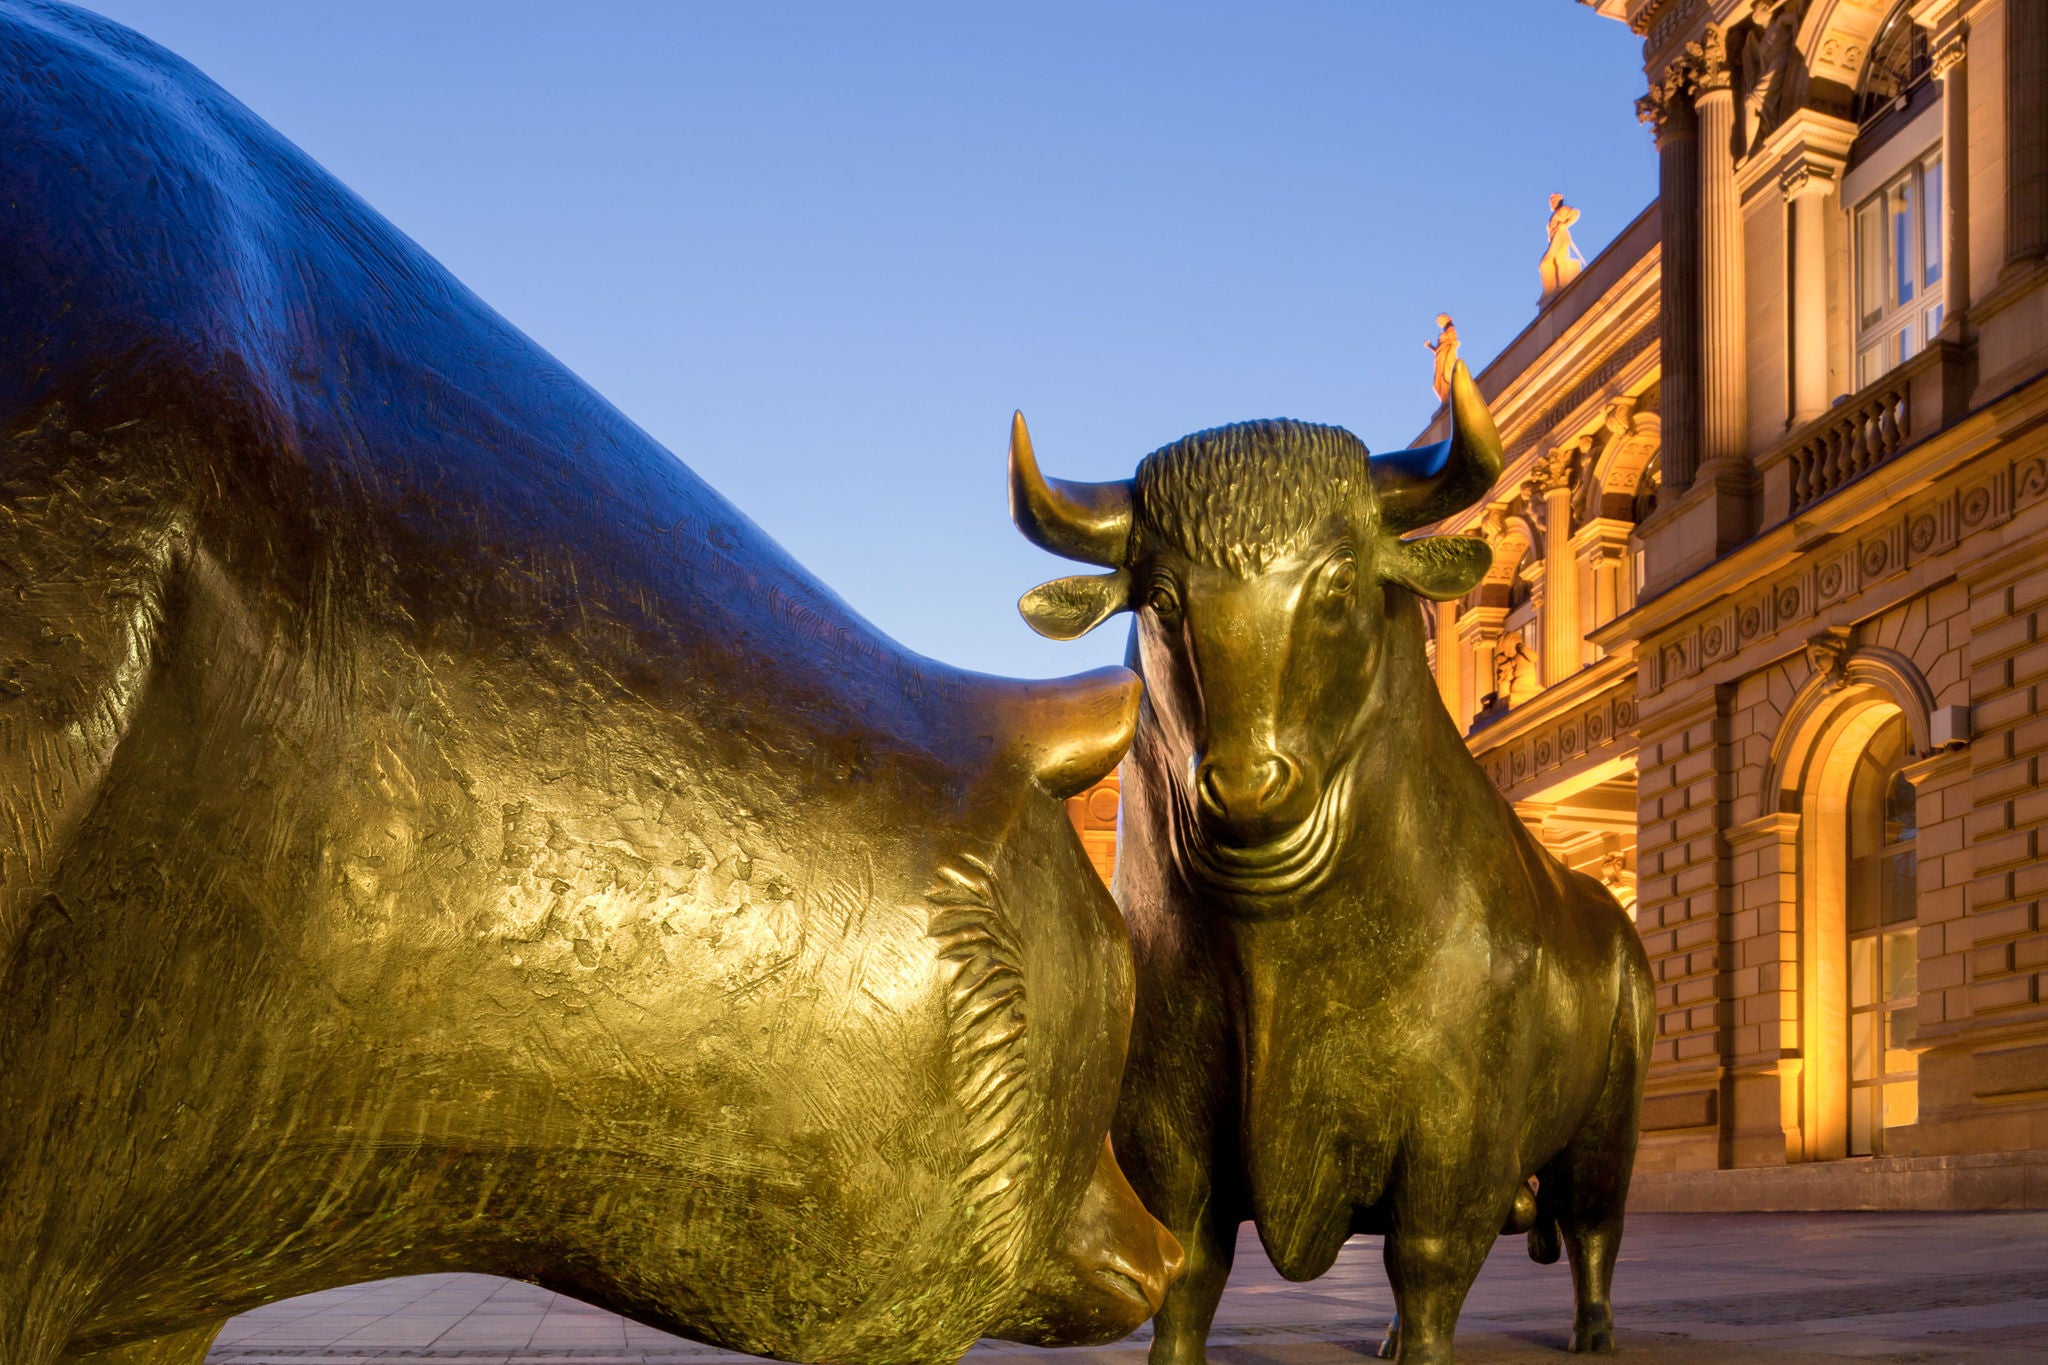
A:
[[0, 5, 1179, 1363], [1011, 362, 1656, 1365]]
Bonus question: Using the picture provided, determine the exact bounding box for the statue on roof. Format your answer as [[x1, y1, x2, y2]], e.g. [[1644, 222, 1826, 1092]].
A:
[[1539, 193, 1585, 302], [1427, 313, 1461, 402]]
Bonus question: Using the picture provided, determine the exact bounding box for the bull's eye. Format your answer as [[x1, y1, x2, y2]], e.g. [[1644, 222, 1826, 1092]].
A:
[[1320, 551, 1358, 601], [1144, 579, 1182, 626]]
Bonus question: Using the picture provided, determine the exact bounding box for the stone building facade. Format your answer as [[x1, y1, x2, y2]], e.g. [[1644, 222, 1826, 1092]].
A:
[[1072, 0, 2048, 1208], [1418, 0, 2048, 1207]]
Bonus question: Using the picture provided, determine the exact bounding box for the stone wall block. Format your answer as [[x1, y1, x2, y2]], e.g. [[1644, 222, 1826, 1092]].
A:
[[1976, 688, 2039, 731], [1975, 902, 2038, 941], [1977, 828, 2039, 870], [1971, 586, 2015, 631], [1973, 976, 2041, 1012], [1973, 943, 2018, 978], [1967, 803, 2018, 840], [1975, 756, 2038, 801], [1974, 658, 2016, 696], [1977, 613, 2039, 660]]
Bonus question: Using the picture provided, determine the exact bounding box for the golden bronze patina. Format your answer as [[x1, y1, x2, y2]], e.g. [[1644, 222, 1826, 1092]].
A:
[[0, 5, 1181, 1363], [1010, 362, 1655, 1365]]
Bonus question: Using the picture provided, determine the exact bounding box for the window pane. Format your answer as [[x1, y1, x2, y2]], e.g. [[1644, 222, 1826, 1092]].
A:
[[1884, 930, 1919, 1001], [1851, 1086, 1874, 1154], [1852, 1011, 1877, 1079], [1883, 850, 1918, 924], [1893, 181, 1916, 305], [1859, 198, 1888, 327], [1884, 1078, 1919, 1129], [1886, 771, 1918, 843], [1886, 1006, 1918, 1074], [1848, 859, 1881, 933], [1852, 936, 1877, 1002], [1923, 156, 1943, 288]]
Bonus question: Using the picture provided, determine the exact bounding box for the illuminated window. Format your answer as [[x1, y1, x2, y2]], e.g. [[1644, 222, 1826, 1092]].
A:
[[1855, 7, 1931, 127], [1854, 152, 1945, 390], [1845, 715, 1918, 1155]]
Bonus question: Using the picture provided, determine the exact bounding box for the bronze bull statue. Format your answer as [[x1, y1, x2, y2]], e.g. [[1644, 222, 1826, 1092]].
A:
[[1008, 363, 1655, 1364], [0, 5, 1181, 1363]]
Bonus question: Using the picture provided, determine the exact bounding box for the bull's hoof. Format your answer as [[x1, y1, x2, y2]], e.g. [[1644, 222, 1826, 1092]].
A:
[[1569, 1324, 1616, 1354]]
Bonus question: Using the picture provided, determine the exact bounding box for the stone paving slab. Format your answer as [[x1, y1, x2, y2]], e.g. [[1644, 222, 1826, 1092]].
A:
[[202, 1212, 2048, 1363]]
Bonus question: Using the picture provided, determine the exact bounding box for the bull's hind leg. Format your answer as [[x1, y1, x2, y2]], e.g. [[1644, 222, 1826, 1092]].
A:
[[1146, 1196, 1235, 1365], [1537, 964, 1652, 1354], [62, 1321, 224, 1365]]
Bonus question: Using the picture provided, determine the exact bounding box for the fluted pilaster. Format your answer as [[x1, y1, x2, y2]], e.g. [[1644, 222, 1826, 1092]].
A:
[[1640, 60, 1702, 492], [1529, 445, 1584, 687], [1934, 22, 1972, 327], [2010, 0, 2048, 266], [1695, 26, 1747, 466]]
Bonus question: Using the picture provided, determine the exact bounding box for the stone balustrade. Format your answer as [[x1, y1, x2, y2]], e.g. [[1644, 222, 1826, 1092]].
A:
[[1787, 380, 1911, 514], [1754, 340, 1976, 529]]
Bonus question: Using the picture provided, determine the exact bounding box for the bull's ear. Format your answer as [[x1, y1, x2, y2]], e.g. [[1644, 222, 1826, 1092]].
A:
[[1019, 572, 1131, 640], [1378, 535, 1491, 602]]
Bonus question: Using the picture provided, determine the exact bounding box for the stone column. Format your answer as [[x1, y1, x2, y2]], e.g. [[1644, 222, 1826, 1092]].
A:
[[2010, 0, 2048, 267], [1782, 161, 1839, 424], [1529, 447, 1581, 687], [1695, 26, 1748, 466], [1933, 21, 1972, 328], [1640, 62, 1703, 492], [1434, 599, 1463, 722], [1456, 606, 1509, 723], [1572, 517, 1636, 655]]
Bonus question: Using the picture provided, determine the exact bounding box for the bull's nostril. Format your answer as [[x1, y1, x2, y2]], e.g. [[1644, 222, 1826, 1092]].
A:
[[1196, 764, 1226, 817], [1260, 755, 1301, 810]]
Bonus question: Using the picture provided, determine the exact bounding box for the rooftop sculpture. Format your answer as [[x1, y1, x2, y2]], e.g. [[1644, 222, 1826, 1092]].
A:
[[1541, 193, 1587, 301]]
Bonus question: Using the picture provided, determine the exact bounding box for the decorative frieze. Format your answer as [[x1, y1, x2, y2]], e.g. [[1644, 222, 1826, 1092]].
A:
[[1475, 677, 1639, 798], [1640, 448, 2048, 698]]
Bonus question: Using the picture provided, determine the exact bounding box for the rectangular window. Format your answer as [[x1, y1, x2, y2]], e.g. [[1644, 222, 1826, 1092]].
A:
[[1853, 150, 1945, 390]]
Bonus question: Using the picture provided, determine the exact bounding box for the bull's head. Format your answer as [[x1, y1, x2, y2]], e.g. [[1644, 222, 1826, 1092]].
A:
[[1009, 362, 1502, 900]]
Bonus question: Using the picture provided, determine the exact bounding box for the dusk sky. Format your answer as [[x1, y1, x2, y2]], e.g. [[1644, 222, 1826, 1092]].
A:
[[83, 1, 1656, 679]]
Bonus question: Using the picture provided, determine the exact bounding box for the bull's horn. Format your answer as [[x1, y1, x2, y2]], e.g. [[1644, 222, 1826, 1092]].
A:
[[986, 666, 1141, 800], [1369, 360, 1504, 535], [1009, 411, 1133, 568]]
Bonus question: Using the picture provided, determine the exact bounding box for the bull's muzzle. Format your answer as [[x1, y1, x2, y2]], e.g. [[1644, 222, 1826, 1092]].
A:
[[1194, 748, 1311, 846], [995, 1137, 1184, 1346]]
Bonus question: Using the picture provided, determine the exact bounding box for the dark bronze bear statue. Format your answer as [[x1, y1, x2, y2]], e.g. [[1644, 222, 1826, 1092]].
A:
[[1009, 363, 1655, 1365], [0, 4, 1180, 1363]]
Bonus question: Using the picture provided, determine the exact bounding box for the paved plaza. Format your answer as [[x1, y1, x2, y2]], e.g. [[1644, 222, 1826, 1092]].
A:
[[203, 1212, 2048, 1364]]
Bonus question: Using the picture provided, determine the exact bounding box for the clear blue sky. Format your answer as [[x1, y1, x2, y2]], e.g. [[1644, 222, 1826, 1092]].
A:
[[83, 1, 1654, 679]]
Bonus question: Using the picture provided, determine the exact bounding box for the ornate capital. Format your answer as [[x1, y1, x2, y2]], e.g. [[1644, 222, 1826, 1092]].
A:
[[1931, 27, 1968, 77], [1636, 56, 1699, 137], [1690, 25, 1734, 94], [1526, 444, 1582, 501], [1779, 158, 1839, 201]]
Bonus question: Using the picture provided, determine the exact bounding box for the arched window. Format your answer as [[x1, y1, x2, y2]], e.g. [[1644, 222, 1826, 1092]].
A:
[[1855, 6, 1931, 128], [1844, 714, 1918, 1155]]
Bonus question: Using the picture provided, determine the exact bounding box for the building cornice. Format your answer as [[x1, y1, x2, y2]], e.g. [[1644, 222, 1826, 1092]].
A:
[[1591, 370, 2048, 653]]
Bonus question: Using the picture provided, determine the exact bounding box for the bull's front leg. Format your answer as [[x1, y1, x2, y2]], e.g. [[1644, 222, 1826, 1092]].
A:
[[1146, 1194, 1235, 1365], [1377, 1151, 1521, 1365]]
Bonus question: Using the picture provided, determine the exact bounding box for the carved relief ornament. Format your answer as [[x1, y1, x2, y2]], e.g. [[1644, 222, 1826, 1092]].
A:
[[1690, 25, 1735, 94], [1931, 27, 1968, 78], [1636, 57, 1699, 134]]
